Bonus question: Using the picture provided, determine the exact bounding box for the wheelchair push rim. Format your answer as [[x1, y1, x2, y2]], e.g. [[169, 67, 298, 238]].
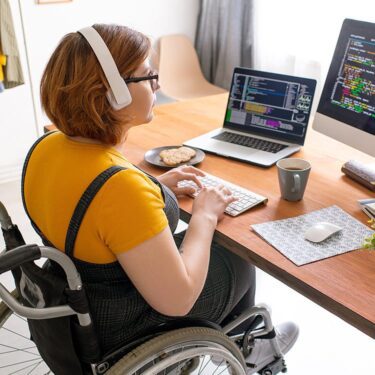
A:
[[106, 326, 247, 375]]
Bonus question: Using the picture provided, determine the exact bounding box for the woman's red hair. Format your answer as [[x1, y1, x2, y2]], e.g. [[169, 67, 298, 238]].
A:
[[40, 24, 150, 145]]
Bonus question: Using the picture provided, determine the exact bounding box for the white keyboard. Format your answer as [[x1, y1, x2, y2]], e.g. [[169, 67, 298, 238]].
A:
[[178, 172, 268, 216]]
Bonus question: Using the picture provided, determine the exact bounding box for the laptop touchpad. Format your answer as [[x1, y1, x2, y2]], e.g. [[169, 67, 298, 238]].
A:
[[211, 140, 258, 156]]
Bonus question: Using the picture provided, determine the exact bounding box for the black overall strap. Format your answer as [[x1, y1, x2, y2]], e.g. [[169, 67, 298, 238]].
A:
[[21, 131, 58, 240], [21, 132, 127, 255], [65, 166, 126, 257]]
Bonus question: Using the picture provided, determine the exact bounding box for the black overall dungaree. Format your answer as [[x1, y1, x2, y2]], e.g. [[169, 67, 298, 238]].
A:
[[22, 132, 256, 354]]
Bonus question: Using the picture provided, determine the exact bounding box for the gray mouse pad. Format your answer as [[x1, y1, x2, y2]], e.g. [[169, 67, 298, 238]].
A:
[[250, 205, 374, 266]]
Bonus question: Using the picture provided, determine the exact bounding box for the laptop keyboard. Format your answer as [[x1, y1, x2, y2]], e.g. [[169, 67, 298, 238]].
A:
[[178, 172, 268, 217], [212, 132, 288, 153]]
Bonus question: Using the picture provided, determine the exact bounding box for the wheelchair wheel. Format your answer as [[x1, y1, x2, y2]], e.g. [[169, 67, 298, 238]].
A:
[[107, 326, 247, 375], [0, 289, 52, 374]]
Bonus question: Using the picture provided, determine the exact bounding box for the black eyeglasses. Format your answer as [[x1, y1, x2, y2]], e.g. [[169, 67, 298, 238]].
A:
[[124, 71, 159, 91]]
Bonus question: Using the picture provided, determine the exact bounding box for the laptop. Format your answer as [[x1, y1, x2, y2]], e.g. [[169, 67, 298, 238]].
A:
[[184, 68, 317, 167]]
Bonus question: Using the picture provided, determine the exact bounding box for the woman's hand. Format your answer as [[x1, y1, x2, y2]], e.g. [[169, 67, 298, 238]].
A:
[[158, 166, 205, 196], [192, 185, 237, 224]]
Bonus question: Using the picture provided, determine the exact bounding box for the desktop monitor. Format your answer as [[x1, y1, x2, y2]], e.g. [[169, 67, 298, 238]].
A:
[[313, 19, 375, 157]]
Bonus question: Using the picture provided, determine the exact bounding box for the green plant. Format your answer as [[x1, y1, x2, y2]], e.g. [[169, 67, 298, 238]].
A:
[[363, 219, 375, 249]]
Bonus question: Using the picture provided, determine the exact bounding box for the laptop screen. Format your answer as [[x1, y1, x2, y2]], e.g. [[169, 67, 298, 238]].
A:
[[224, 68, 317, 145]]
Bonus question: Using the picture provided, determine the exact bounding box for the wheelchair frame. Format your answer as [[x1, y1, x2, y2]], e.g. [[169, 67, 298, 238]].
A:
[[0, 201, 287, 375]]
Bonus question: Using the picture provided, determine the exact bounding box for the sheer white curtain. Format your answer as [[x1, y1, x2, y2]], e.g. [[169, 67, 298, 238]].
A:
[[195, 0, 254, 90], [254, 0, 375, 103]]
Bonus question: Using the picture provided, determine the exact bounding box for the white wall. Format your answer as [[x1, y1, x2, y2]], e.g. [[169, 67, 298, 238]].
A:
[[0, 0, 200, 183], [0, 0, 37, 183], [254, 0, 375, 102], [21, 0, 200, 134]]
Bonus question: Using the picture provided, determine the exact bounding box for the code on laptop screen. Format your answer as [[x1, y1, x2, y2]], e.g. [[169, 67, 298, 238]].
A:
[[224, 68, 317, 145]]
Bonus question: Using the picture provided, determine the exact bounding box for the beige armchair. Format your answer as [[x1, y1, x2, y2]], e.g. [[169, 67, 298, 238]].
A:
[[156, 34, 227, 100]]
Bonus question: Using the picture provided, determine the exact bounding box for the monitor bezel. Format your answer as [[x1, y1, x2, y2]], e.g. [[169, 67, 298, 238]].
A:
[[314, 112, 375, 156], [223, 67, 317, 146]]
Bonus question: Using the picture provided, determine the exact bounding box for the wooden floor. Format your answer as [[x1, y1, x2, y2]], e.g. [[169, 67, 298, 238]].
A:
[[0, 179, 374, 375]]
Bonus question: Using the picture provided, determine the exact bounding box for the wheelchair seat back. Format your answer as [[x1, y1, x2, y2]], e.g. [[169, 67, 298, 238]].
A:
[[5, 243, 100, 374]]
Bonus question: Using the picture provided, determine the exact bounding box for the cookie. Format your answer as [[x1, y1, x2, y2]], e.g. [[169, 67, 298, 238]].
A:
[[159, 146, 196, 166], [159, 148, 179, 160], [178, 146, 196, 158], [162, 154, 184, 166]]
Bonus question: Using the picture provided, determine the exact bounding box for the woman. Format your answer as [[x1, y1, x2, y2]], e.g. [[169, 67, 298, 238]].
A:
[[23, 24, 298, 367]]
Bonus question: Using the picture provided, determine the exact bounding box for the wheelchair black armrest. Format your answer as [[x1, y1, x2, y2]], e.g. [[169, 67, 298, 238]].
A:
[[0, 244, 41, 274]]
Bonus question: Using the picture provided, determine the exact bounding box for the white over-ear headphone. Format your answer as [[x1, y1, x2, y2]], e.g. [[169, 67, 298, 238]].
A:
[[78, 26, 132, 110]]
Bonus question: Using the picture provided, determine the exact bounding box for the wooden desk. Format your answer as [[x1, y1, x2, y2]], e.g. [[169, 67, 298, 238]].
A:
[[47, 94, 375, 338], [123, 94, 375, 339]]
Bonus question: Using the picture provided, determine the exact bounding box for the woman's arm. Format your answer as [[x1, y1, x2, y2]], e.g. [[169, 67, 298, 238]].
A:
[[116, 186, 235, 316]]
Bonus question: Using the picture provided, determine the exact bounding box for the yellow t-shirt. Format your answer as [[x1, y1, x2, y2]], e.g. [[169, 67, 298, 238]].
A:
[[0, 54, 6, 82], [23, 131, 168, 264]]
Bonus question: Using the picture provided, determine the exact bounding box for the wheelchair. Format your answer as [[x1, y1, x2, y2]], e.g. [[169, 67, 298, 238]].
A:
[[0, 201, 287, 375]]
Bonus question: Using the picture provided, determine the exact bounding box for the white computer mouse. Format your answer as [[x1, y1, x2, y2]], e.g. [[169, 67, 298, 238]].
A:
[[304, 222, 342, 243]]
